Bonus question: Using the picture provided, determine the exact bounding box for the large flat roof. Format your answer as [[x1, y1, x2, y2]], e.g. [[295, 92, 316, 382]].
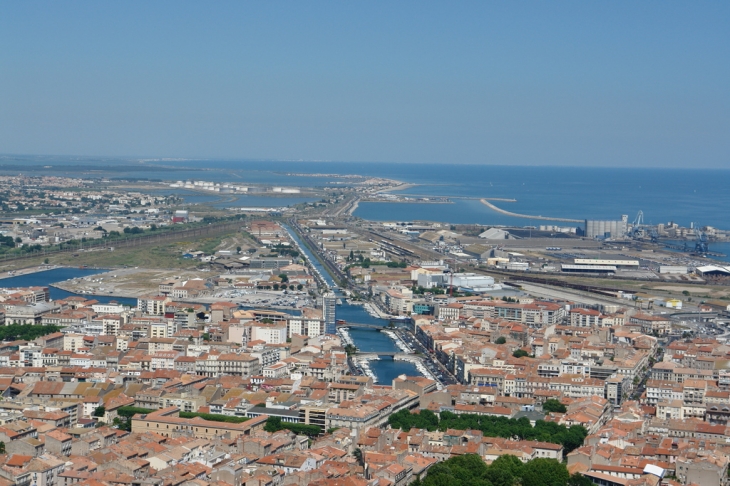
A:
[[562, 265, 617, 271]]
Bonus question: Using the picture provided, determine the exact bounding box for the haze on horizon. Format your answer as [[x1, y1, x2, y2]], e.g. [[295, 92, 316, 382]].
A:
[[1, 2, 728, 168]]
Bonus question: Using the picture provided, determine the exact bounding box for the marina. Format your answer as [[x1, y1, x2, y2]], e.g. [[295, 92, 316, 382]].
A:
[[382, 330, 413, 354], [337, 327, 354, 347], [394, 355, 444, 390]]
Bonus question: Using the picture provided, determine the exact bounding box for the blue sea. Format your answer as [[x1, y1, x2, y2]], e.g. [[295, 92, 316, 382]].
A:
[[96, 161, 730, 230], [4, 157, 730, 246]]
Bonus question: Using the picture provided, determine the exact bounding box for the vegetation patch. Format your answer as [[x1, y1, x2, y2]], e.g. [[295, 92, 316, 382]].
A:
[[388, 410, 587, 453]]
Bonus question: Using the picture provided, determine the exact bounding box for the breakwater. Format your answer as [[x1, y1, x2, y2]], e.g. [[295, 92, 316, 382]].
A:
[[480, 199, 584, 223]]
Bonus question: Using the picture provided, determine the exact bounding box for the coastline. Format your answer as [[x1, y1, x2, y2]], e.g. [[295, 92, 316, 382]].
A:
[[0, 265, 58, 281], [375, 183, 417, 194]]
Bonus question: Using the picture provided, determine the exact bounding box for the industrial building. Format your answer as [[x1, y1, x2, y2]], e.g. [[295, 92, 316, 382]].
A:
[[695, 265, 730, 278], [659, 266, 688, 275], [417, 272, 498, 292], [574, 258, 639, 267], [450, 273, 497, 292], [585, 215, 629, 239], [561, 264, 616, 275]]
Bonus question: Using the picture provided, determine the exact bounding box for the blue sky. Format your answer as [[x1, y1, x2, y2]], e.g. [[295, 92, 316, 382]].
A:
[[1, 1, 728, 167]]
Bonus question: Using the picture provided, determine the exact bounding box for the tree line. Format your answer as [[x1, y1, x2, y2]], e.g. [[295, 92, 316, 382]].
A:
[[388, 409, 587, 453], [264, 416, 321, 438], [414, 453, 591, 486], [0, 324, 62, 341]]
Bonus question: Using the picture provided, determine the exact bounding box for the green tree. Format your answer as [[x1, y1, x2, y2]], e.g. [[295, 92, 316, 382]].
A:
[[421, 454, 489, 486], [521, 458, 569, 486], [495, 336, 506, 344], [353, 447, 363, 465], [512, 349, 529, 358], [297, 284, 303, 291], [93, 406, 106, 418], [567, 473, 594, 486], [485, 466, 514, 486], [543, 399, 567, 413], [0, 442, 5, 454], [278, 274, 289, 282], [489, 454, 524, 478]]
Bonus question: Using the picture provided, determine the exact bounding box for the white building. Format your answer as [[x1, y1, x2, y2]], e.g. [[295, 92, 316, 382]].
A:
[[251, 323, 287, 345]]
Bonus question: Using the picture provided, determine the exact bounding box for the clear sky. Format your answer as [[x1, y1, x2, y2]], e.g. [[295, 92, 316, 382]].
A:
[[1, 1, 728, 167]]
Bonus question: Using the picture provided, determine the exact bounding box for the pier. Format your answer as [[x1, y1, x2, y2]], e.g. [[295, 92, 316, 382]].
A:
[[480, 199, 584, 223]]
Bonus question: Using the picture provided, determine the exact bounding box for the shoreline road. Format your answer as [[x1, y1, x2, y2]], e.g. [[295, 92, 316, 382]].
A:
[[479, 199, 584, 223]]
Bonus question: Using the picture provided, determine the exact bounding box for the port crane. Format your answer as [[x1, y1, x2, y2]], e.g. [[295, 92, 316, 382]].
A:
[[629, 210, 657, 242], [687, 226, 709, 254]]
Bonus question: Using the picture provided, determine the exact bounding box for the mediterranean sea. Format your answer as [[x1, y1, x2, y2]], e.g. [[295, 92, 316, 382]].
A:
[[7, 158, 730, 231]]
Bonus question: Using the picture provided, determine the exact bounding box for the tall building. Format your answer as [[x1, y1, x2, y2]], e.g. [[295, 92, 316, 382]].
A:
[[321, 292, 336, 334]]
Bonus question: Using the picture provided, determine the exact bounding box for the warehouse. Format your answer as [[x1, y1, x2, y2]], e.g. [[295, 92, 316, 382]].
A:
[[695, 265, 730, 278], [561, 264, 616, 275], [574, 258, 639, 267]]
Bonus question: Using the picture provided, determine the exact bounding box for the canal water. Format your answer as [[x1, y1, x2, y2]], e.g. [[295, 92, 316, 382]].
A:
[[0, 268, 137, 306], [283, 224, 424, 383]]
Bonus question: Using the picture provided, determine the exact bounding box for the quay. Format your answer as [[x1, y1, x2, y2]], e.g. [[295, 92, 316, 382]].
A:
[[663, 242, 726, 257], [480, 198, 583, 223]]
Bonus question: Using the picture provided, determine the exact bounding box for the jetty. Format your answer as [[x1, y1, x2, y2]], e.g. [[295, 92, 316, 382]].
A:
[[480, 199, 584, 223]]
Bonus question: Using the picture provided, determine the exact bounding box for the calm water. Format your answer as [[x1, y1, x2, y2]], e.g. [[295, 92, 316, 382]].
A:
[[339, 310, 422, 384], [217, 195, 319, 208], [7, 158, 730, 230], [355, 165, 730, 230], [0, 268, 136, 306]]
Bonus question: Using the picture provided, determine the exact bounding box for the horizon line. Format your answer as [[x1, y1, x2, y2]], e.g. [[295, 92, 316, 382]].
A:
[[0, 153, 729, 171]]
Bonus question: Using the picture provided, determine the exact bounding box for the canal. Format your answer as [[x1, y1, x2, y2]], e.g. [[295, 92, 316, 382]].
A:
[[283, 223, 424, 384]]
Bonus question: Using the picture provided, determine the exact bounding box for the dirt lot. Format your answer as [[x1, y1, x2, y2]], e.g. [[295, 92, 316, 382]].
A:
[[52, 267, 212, 297]]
